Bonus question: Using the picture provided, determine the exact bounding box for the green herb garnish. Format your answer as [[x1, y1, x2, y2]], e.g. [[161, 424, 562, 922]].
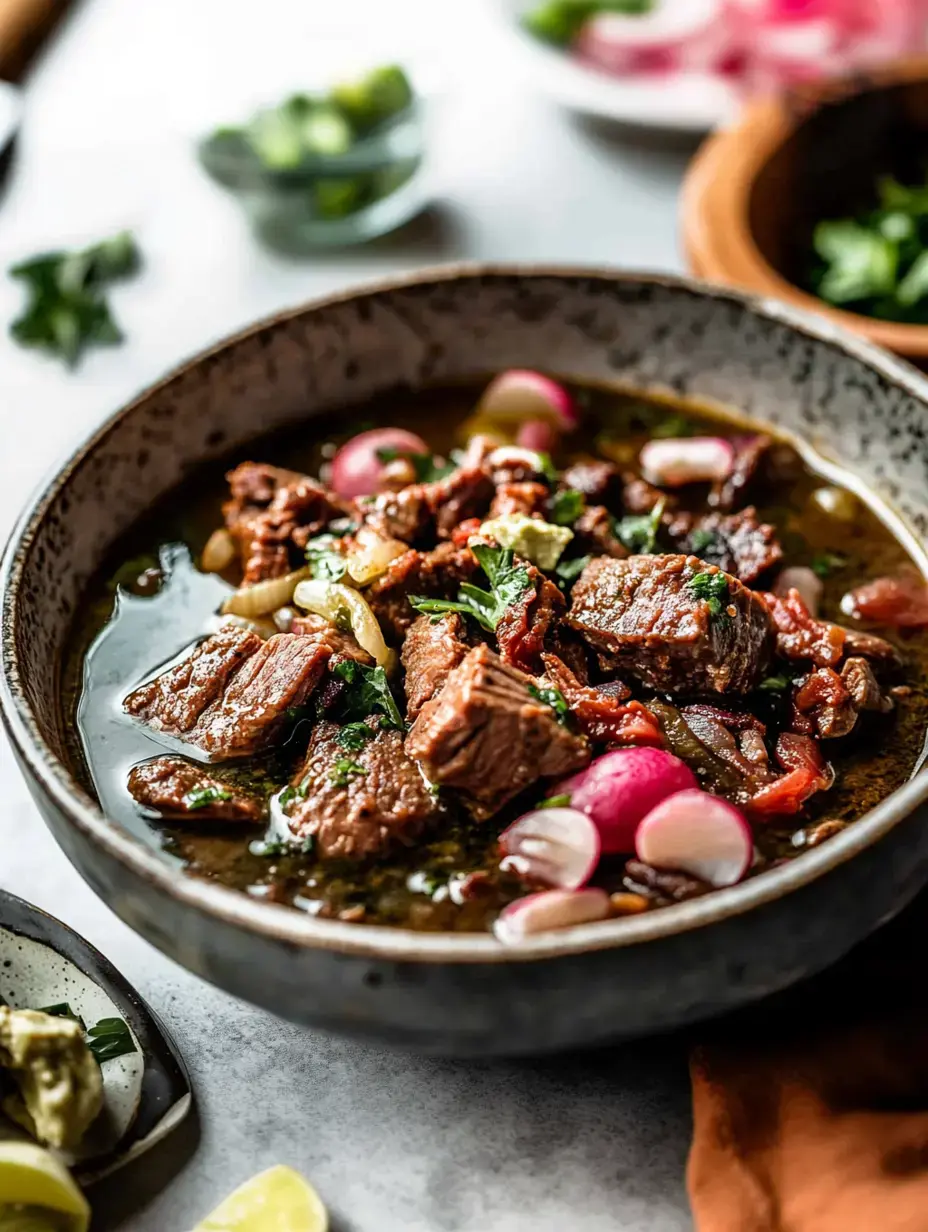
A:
[[183, 784, 233, 811], [522, 0, 653, 46], [549, 488, 586, 527], [528, 684, 571, 725], [277, 780, 308, 811], [10, 232, 141, 367], [86, 1017, 137, 1064], [615, 498, 665, 555], [329, 759, 368, 787], [410, 544, 534, 633], [689, 528, 718, 555], [333, 660, 404, 730], [810, 551, 848, 579], [249, 833, 315, 858], [536, 452, 560, 484], [757, 675, 789, 693], [555, 554, 592, 586], [688, 570, 730, 618], [305, 534, 347, 581], [336, 722, 376, 752], [375, 446, 455, 483], [651, 413, 694, 439], [538, 793, 572, 809], [39, 1003, 86, 1029]]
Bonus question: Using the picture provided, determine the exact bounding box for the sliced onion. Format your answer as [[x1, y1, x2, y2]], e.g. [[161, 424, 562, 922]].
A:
[[773, 566, 823, 618], [493, 888, 611, 944], [575, 0, 730, 76], [635, 789, 753, 888], [206, 613, 277, 640], [201, 527, 236, 573], [639, 437, 735, 488], [330, 427, 429, 500], [345, 525, 408, 586], [222, 566, 310, 618], [809, 486, 857, 522], [293, 578, 396, 671], [486, 445, 550, 476], [499, 808, 600, 890], [516, 418, 557, 453], [477, 371, 577, 430], [554, 747, 697, 855]]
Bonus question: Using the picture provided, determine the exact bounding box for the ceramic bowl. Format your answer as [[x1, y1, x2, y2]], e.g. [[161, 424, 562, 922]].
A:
[[682, 60, 928, 360], [4, 266, 928, 1056]]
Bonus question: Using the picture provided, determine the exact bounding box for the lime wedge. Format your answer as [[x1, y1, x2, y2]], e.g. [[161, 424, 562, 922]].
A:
[[0, 1142, 89, 1232], [194, 1166, 328, 1232]]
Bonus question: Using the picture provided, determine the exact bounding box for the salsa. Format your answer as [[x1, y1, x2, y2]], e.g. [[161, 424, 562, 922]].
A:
[[65, 376, 928, 939]]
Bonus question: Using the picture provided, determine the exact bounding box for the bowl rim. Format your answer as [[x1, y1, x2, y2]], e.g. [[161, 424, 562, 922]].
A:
[[4, 261, 928, 965], [681, 58, 928, 358]]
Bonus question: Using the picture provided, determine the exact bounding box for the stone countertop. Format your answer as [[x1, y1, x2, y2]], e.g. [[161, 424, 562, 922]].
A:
[[0, 0, 696, 1226]]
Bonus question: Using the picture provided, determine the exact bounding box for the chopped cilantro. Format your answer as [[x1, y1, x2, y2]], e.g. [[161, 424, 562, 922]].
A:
[[615, 498, 665, 555], [410, 544, 534, 633], [811, 551, 848, 579], [183, 784, 233, 811], [536, 452, 560, 483], [336, 721, 375, 752], [651, 412, 694, 439], [375, 446, 455, 483], [549, 488, 586, 527], [332, 660, 404, 730], [687, 570, 730, 618], [40, 1003, 86, 1029], [689, 528, 718, 555], [528, 684, 571, 725], [86, 1016, 137, 1063], [249, 834, 316, 858], [305, 534, 347, 581], [538, 793, 572, 809], [555, 554, 592, 587], [757, 674, 789, 693], [277, 780, 308, 810], [329, 758, 368, 787]]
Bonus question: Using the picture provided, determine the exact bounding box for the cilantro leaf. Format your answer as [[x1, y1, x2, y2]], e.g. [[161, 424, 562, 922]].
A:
[[615, 498, 665, 555], [39, 1003, 86, 1030], [410, 545, 534, 633], [549, 488, 586, 527], [375, 446, 455, 483], [687, 570, 730, 618], [555, 554, 591, 587], [757, 674, 789, 693], [332, 661, 404, 730], [650, 413, 694, 439], [810, 551, 848, 579], [183, 784, 233, 811], [305, 533, 347, 581], [86, 1016, 137, 1064], [689, 528, 718, 555], [528, 684, 571, 725], [329, 758, 368, 787], [336, 721, 376, 752], [538, 793, 572, 809]]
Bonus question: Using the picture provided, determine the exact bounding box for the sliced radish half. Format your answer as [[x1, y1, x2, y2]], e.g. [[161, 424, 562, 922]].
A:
[[330, 427, 430, 500], [499, 808, 600, 890], [493, 888, 611, 944], [635, 789, 753, 888], [639, 436, 734, 488], [773, 566, 823, 618], [477, 370, 577, 430], [516, 418, 558, 453], [575, 0, 731, 76]]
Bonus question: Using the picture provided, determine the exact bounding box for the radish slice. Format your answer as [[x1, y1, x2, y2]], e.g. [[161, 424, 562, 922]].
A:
[[516, 418, 557, 453], [499, 807, 601, 890], [494, 888, 611, 944], [639, 437, 734, 488], [575, 0, 731, 76], [773, 566, 823, 618], [477, 370, 577, 430], [554, 747, 697, 855], [330, 427, 430, 500], [635, 789, 753, 888]]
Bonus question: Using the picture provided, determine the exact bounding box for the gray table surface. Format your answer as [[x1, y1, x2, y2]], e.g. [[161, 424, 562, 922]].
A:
[[0, 0, 697, 1226]]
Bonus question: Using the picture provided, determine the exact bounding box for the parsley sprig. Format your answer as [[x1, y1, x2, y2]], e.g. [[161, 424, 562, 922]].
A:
[[615, 498, 665, 555], [528, 684, 571, 725], [687, 570, 730, 618], [336, 722, 376, 752], [409, 544, 534, 633], [331, 660, 404, 730], [41, 1005, 137, 1064], [329, 759, 367, 787], [183, 784, 233, 811], [549, 488, 586, 527]]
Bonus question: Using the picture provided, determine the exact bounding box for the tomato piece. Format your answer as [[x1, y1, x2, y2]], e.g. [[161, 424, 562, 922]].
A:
[[843, 575, 928, 630]]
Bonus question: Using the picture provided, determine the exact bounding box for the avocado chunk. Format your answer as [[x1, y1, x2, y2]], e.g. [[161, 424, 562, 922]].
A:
[[478, 514, 574, 571]]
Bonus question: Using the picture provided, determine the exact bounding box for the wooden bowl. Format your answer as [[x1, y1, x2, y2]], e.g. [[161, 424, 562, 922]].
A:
[[682, 60, 928, 361]]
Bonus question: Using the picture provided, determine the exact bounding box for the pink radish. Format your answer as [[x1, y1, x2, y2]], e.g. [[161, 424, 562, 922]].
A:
[[493, 888, 611, 944], [499, 807, 601, 890], [773, 566, 823, 618], [639, 436, 734, 487], [635, 789, 753, 888], [554, 747, 697, 855], [477, 370, 577, 431], [516, 418, 557, 453], [575, 0, 731, 77], [330, 427, 430, 500]]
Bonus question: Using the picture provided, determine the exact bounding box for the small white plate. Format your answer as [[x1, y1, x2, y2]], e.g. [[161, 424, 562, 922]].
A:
[[491, 0, 739, 132]]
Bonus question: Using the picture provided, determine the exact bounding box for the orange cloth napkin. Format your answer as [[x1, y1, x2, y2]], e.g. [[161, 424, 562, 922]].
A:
[[687, 892, 928, 1232]]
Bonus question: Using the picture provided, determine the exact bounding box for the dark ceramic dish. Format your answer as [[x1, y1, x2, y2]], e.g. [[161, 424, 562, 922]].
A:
[[4, 267, 928, 1056]]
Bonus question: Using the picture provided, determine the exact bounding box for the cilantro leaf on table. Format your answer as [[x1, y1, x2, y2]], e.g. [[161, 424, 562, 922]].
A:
[[9, 232, 141, 367], [615, 498, 665, 555], [409, 545, 534, 633]]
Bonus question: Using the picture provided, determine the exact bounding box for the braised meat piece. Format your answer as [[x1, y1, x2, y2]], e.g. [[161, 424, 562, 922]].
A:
[[667, 507, 782, 584], [367, 543, 479, 643], [573, 505, 628, 559], [284, 721, 442, 860], [124, 627, 329, 759], [128, 756, 265, 823], [624, 859, 711, 904], [840, 656, 893, 715], [763, 589, 846, 668], [497, 565, 565, 675], [841, 627, 903, 669], [561, 460, 622, 507], [291, 612, 374, 667], [710, 434, 770, 511], [568, 555, 773, 696], [680, 704, 775, 784], [622, 473, 673, 515], [791, 668, 858, 739], [405, 645, 589, 817], [402, 613, 470, 720], [489, 482, 549, 520], [364, 465, 493, 545], [541, 653, 663, 747], [224, 462, 345, 582]]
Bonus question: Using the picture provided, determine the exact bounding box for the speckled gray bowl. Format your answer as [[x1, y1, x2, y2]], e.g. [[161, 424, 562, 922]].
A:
[[4, 267, 928, 1056]]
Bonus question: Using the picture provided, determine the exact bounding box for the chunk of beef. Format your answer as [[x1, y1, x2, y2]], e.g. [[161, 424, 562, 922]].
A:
[[363, 486, 430, 544], [710, 434, 770, 511], [290, 612, 374, 667], [364, 465, 494, 545], [541, 653, 663, 747], [841, 627, 903, 670], [124, 627, 329, 759], [791, 668, 858, 739], [367, 543, 479, 643], [402, 613, 470, 720], [561, 460, 622, 507], [568, 555, 772, 696], [623, 859, 711, 904], [405, 645, 589, 818], [840, 656, 894, 715], [223, 462, 345, 583], [650, 700, 767, 804], [573, 505, 628, 559], [489, 482, 549, 520], [497, 565, 565, 674], [622, 473, 674, 515], [482, 445, 550, 485], [763, 588, 845, 668], [284, 721, 441, 860], [667, 507, 782, 584], [127, 756, 265, 823], [681, 704, 775, 783]]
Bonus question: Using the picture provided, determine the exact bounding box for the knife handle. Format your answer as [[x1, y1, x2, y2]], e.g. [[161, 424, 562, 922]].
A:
[[0, 0, 71, 81]]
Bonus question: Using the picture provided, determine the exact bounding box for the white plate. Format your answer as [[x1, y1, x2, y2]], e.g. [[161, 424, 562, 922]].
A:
[[491, 0, 739, 132]]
